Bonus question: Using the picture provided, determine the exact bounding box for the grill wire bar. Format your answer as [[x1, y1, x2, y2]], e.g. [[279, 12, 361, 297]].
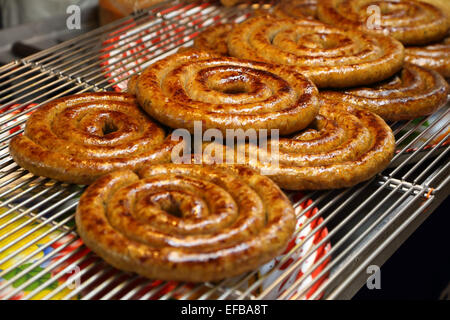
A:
[[0, 0, 448, 300]]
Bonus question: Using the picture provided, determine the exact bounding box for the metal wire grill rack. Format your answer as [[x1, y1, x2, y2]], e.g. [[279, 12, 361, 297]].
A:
[[0, 0, 448, 300]]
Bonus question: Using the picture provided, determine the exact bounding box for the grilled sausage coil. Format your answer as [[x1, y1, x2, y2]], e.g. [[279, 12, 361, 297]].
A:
[[322, 63, 449, 121], [199, 99, 395, 190], [128, 50, 320, 135], [317, 0, 449, 45], [227, 16, 405, 88], [75, 164, 296, 282], [405, 34, 450, 78], [193, 23, 235, 56], [9, 93, 180, 185]]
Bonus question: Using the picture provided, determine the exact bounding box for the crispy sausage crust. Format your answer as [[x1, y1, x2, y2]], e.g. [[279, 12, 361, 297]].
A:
[[9, 93, 179, 185], [220, 0, 242, 6], [200, 99, 396, 190], [227, 16, 405, 88], [317, 0, 449, 45], [405, 35, 450, 78], [193, 23, 235, 56], [322, 63, 449, 121], [129, 50, 320, 135], [273, 0, 318, 19], [75, 164, 296, 282]]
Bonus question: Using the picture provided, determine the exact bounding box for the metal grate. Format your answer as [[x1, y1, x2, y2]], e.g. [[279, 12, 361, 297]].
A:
[[0, 0, 448, 300]]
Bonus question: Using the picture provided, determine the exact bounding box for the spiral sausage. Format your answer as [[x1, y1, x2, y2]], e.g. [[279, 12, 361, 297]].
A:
[[9, 93, 180, 185], [199, 98, 396, 190], [317, 0, 449, 45], [128, 50, 319, 135], [193, 23, 235, 56], [273, 0, 318, 19], [75, 164, 296, 282], [322, 63, 449, 121], [405, 34, 450, 78], [227, 16, 405, 88]]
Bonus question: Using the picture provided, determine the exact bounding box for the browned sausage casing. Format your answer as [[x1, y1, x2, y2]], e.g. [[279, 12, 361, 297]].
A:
[[75, 164, 296, 282], [317, 0, 449, 45], [405, 35, 450, 78], [193, 23, 235, 56], [128, 50, 320, 135], [227, 16, 405, 88], [199, 99, 396, 190], [322, 63, 449, 121], [273, 0, 318, 19], [9, 93, 180, 185]]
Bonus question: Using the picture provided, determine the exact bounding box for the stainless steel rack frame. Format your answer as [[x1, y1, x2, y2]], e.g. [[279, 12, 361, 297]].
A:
[[0, 0, 448, 300]]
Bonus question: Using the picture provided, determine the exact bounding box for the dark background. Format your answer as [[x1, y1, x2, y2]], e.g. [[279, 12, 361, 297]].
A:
[[354, 196, 449, 300]]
